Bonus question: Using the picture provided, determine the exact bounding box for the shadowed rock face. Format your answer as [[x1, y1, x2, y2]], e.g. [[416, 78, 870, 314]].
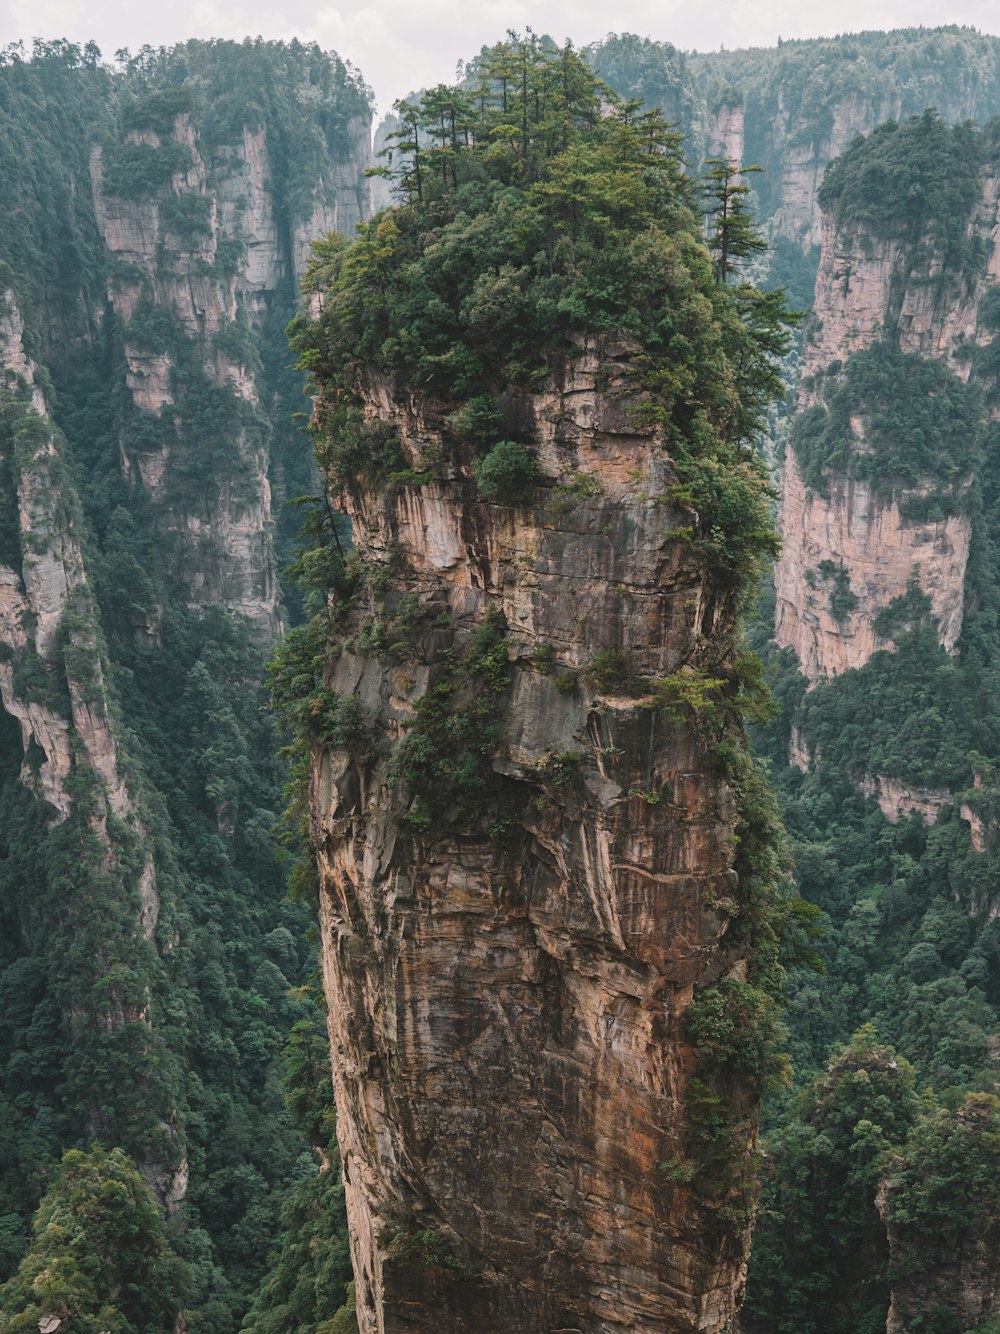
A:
[[310, 340, 765, 1332]]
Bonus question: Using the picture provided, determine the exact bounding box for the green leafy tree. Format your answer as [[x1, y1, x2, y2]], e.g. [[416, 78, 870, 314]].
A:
[[744, 1029, 919, 1334], [0, 1146, 188, 1333]]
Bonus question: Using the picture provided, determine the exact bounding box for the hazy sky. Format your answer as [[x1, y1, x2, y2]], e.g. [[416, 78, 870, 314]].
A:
[[3, 0, 1000, 114]]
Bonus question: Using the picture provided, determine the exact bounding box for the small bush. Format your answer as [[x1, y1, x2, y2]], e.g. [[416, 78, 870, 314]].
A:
[[583, 648, 634, 693], [474, 441, 539, 502], [101, 140, 193, 198]]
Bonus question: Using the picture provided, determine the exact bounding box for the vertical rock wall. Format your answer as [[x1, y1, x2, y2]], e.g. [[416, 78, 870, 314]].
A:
[[773, 179, 1000, 684], [312, 343, 766, 1333], [91, 108, 371, 635], [0, 287, 181, 1197]]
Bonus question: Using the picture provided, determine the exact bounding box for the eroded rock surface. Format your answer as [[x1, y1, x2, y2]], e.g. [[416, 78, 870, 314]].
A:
[[772, 180, 1000, 686], [312, 342, 765, 1333]]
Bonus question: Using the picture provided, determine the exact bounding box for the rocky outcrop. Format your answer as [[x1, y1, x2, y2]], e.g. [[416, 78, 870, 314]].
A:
[[768, 93, 901, 249], [769, 146, 1000, 837], [772, 174, 1000, 684], [312, 340, 766, 1333], [773, 162, 1000, 693], [706, 102, 745, 165], [856, 774, 953, 826]]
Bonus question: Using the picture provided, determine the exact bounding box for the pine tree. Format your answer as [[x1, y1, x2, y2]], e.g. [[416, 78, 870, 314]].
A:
[[703, 158, 768, 283]]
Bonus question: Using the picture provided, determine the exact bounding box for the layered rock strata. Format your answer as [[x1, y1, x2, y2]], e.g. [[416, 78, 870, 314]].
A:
[[312, 340, 765, 1333], [771, 157, 1000, 828]]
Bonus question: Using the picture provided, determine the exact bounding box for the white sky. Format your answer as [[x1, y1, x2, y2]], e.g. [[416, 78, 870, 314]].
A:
[[3, 0, 1000, 116]]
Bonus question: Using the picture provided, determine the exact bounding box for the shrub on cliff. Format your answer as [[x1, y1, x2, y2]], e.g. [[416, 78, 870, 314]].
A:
[[473, 440, 539, 501], [818, 110, 986, 267]]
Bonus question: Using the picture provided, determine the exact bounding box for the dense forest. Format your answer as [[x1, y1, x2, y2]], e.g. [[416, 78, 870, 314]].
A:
[[0, 37, 369, 1332], [6, 22, 1000, 1334]]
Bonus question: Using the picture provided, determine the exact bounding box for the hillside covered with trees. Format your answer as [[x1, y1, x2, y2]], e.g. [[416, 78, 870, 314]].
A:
[[7, 22, 1000, 1334]]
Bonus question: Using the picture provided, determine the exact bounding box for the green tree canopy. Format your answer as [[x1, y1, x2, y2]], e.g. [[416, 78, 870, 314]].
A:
[[0, 1146, 188, 1333]]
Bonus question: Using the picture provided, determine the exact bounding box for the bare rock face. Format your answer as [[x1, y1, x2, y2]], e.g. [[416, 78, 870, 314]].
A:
[[706, 103, 745, 166], [90, 108, 371, 635], [774, 449, 970, 682], [312, 340, 768, 1333]]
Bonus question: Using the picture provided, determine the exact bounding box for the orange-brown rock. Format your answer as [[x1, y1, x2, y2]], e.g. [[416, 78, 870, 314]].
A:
[[311, 340, 765, 1333], [774, 448, 971, 681]]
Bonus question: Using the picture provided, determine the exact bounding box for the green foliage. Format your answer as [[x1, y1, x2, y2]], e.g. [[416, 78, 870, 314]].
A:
[[384, 615, 511, 822], [296, 34, 793, 605], [100, 140, 193, 198], [872, 580, 933, 640], [309, 404, 404, 494], [126, 302, 183, 355], [269, 615, 374, 759], [473, 440, 539, 501], [119, 86, 196, 136], [159, 191, 213, 241], [687, 979, 788, 1085], [0, 42, 111, 331], [239, 992, 353, 1334], [0, 35, 373, 1331], [703, 158, 767, 283], [791, 342, 982, 499], [814, 561, 859, 622], [383, 1223, 477, 1282], [650, 668, 726, 723], [443, 394, 503, 447], [818, 112, 985, 264], [0, 1145, 188, 1333], [583, 648, 635, 694], [887, 1093, 1000, 1242], [744, 1030, 919, 1334]]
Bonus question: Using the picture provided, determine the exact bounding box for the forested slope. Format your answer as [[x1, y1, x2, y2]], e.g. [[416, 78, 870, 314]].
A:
[[0, 38, 369, 1331]]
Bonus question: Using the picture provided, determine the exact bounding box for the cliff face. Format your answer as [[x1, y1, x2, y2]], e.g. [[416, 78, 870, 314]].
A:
[[0, 286, 179, 1196], [774, 178, 1000, 688], [90, 107, 370, 634], [766, 93, 902, 249], [312, 343, 763, 1333], [774, 452, 971, 683], [584, 30, 1000, 273]]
